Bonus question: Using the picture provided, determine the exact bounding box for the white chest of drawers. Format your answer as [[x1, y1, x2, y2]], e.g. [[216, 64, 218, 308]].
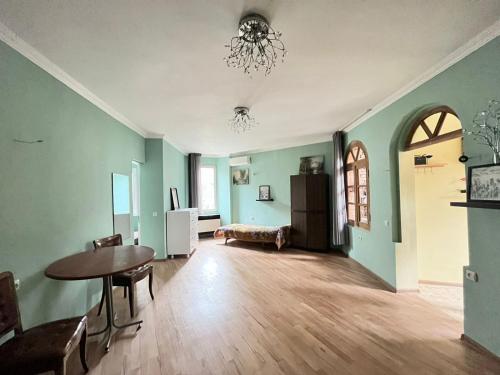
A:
[[166, 208, 198, 258]]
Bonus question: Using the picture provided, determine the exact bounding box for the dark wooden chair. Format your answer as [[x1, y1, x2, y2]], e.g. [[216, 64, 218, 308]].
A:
[[94, 234, 154, 318], [0, 271, 88, 375]]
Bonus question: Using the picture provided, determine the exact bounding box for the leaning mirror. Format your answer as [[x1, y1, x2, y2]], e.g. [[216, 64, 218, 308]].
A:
[[112, 173, 131, 240]]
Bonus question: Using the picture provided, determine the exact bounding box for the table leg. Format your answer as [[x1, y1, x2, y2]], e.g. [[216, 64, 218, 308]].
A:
[[91, 276, 143, 352], [89, 277, 111, 337], [104, 276, 114, 352], [107, 277, 143, 331]]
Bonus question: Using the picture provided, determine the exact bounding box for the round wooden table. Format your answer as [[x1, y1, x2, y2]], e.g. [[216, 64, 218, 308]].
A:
[[45, 245, 155, 352]]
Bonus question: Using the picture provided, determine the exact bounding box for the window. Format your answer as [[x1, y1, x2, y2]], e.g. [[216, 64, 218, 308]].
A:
[[405, 106, 461, 150], [200, 165, 216, 212], [345, 141, 370, 229]]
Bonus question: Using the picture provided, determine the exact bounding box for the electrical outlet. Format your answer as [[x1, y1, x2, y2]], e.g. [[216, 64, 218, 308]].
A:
[[14, 279, 20, 290], [465, 269, 478, 282]]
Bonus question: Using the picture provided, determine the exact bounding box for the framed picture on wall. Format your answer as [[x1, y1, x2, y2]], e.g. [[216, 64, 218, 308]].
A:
[[258, 185, 271, 200], [170, 187, 180, 210], [232, 168, 249, 185], [467, 164, 500, 202]]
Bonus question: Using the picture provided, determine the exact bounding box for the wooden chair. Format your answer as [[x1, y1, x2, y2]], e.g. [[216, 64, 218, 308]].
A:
[[0, 271, 88, 375], [94, 234, 154, 317]]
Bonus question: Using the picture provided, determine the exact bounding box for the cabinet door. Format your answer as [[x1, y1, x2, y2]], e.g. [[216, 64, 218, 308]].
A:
[[307, 212, 329, 250], [306, 174, 328, 212], [291, 212, 307, 248], [291, 175, 307, 212]]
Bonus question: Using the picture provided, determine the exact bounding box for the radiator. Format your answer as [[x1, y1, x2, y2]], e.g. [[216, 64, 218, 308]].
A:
[[198, 218, 221, 233]]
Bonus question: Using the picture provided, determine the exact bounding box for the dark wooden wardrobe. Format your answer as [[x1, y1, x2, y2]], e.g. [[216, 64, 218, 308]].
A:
[[290, 174, 330, 251]]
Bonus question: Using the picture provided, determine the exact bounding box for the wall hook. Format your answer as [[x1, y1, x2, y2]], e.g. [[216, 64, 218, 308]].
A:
[[13, 139, 44, 144]]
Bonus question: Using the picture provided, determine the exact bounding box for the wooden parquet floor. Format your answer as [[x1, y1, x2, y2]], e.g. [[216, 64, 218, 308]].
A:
[[66, 239, 500, 375]]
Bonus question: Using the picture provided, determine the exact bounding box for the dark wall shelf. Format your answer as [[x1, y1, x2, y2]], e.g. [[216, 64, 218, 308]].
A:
[[450, 201, 500, 209], [256, 199, 274, 202]]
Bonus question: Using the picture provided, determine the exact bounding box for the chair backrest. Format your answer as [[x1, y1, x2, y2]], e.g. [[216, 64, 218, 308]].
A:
[[0, 271, 23, 338], [94, 233, 123, 249]]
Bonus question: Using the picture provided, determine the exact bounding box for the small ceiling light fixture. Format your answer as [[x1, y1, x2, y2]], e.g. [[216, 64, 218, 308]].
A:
[[224, 13, 286, 75], [229, 107, 257, 133]]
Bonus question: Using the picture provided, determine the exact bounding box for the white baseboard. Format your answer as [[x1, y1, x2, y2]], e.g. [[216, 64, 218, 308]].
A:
[[419, 280, 463, 287]]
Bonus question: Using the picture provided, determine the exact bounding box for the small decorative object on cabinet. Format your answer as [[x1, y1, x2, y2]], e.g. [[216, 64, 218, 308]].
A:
[[257, 185, 272, 201], [299, 155, 324, 175], [167, 208, 198, 258], [290, 174, 330, 251], [170, 187, 180, 210]]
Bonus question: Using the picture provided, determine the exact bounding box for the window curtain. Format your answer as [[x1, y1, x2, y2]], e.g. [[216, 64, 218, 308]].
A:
[[188, 153, 201, 208], [332, 132, 348, 246]]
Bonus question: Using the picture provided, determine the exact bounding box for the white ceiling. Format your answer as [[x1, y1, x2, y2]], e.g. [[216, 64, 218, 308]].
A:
[[1, 1, 499, 156]]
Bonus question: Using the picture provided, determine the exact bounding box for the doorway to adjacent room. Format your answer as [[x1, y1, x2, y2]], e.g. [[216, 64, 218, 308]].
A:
[[397, 107, 469, 322]]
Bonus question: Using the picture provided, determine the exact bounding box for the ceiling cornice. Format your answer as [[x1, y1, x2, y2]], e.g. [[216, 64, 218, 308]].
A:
[[0, 20, 151, 138], [229, 133, 333, 157], [162, 134, 189, 155], [343, 19, 500, 132], [144, 133, 189, 155]]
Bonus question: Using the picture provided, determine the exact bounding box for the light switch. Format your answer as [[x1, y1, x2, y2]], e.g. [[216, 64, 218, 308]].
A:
[[153, 211, 157, 217], [14, 279, 20, 290]]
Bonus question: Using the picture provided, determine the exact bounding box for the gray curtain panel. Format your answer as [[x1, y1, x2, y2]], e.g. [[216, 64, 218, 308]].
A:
[[188, 153, 201, 208], [332, 132, 348, 246]]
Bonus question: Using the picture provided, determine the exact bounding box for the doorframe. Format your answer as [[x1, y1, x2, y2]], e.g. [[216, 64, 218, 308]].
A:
[[131, 160, 141, 244]]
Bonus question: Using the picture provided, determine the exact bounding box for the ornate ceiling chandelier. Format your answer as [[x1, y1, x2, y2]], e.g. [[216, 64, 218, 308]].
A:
[[224, 14, 286, 75], [229, 107, 257, 133]]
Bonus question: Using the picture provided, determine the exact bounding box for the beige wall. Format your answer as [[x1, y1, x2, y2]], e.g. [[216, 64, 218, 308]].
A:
[[413, 138, 469, 284]]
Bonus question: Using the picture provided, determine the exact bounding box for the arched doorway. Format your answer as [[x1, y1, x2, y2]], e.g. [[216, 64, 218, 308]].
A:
[[392, 105, 469, 321]]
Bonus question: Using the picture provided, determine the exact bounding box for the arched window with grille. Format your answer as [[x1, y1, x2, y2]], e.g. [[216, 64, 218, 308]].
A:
[[405, 106, 462, 150], [345, 141, 370, 230]]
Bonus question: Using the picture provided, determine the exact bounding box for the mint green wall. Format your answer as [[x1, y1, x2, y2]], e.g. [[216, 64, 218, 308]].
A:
[[163, 140, 188, 256], [140, 139, 187, 258], [163, 140, 188, 211], [141, 139, 165, 258], [344, 119, 397, 286], [0, 40, 145, 329], [201, 157, 232, 225], [231, 142, 332, 225], [345, 37, 500, 355], [217, 157, 232, 225]]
